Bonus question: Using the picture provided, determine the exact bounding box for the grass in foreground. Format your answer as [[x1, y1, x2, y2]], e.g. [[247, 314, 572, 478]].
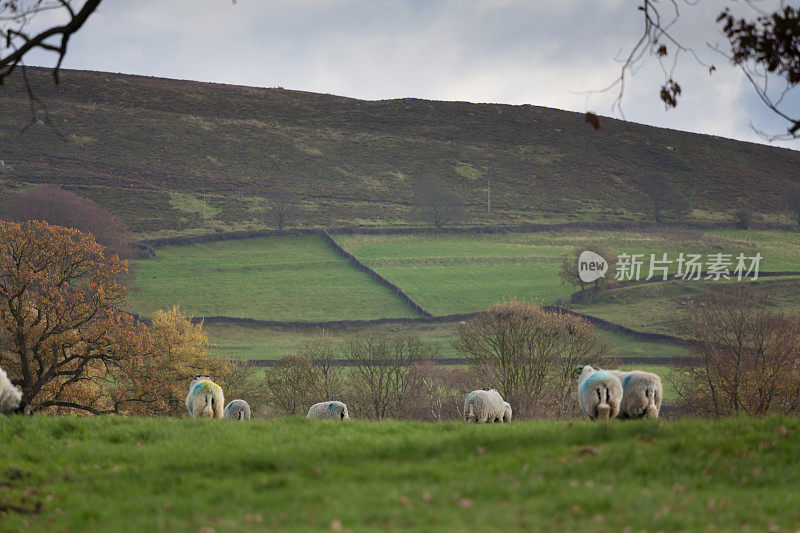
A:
[[1, 416, 799, 532], [126, 236, 416, 321]]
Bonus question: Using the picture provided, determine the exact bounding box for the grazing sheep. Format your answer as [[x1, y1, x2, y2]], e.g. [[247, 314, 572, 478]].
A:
[[464, 389, 507, 423], [576, 365, 622, 421], [223, 399, 251, 421], [307, 401, 350, 420], [609, 370, 662, 419], [502, 401, 513, 422], [0, 366, 29, 415], [185, 375, 225, 419]]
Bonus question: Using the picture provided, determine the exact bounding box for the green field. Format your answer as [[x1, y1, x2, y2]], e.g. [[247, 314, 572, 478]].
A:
[[206, 321, 689, 363], [574, 276, 800, 335], [336, 230, 800, 315], [126, 236, 416, 321], [2, 416, 799, 532]]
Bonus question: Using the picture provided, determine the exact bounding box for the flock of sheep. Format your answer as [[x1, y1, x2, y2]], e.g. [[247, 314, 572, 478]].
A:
[[1, 365, 661, 421], [182, 365, 662, 423]]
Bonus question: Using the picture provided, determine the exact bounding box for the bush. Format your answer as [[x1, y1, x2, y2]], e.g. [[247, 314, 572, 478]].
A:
[[0, 185, 139, 258], [733, 208, 754, 229], [673, 284, 800, 416], [453, 300, 611, 419]]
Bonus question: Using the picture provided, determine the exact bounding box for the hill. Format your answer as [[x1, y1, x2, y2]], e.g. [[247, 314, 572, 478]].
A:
[[1, 415, 798, 531], [1, 68, 799, 237]]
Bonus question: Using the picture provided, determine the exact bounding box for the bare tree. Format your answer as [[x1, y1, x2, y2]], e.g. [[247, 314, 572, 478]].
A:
[[347, 335, 435, 420], [732, 207, 755, 230], [453, 300, 610, 418], [559, 242, 616, 295], [266, 186, 302, 231], [786, 184, 800, 227], [264, 354, 316, 415], [594, 2, 800, 140], [673, 284, 800, 416], [297, 330, 343, 401], [637, 173, 690, 224], [411, 178, 467, 230]]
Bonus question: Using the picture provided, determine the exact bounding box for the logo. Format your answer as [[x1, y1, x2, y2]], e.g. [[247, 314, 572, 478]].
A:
[[578, 251, 608, 283]]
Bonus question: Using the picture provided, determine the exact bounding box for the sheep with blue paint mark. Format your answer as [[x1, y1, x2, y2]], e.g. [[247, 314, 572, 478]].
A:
[[185, 374, 225, 418], [502, 401, 512, 422], [576, 365, 622, 420], [464, 389, 507, 423], [223, 399, 251, 421], [0, 366, 29, 415], [609, 370, 662, 419], [307, 401, 350, 420]]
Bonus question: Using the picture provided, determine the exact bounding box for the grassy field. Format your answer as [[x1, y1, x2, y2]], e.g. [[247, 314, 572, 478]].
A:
[[2, 416, 799, 532], [573, 276, 800, 335], [206, 321, 689, 362], [126, 236, 416, 321], [3, 68, 800, 237], [336, 230, 800, 315]]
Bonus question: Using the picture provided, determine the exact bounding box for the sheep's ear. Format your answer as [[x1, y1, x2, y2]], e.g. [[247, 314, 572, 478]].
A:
[[572, 365, 584, 377]]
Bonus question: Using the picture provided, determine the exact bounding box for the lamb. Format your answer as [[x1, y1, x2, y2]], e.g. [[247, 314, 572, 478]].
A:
[[502, 401, 512, 422], [307, 401, 350, 420], [185, 375, 225, 419], [576, 365, 622, 420], [0, 366, 29, 415], [223, 399, 251, 421], [608, 370, 662, 419], [464, 388, 507, 423]]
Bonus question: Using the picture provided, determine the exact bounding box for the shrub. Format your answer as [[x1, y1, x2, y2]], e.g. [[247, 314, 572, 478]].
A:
[[453, 300, 611, 419], [672, 284, 800, 416]]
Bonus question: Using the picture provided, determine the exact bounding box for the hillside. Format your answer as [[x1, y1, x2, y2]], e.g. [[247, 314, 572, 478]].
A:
[[1, 68, 799, 236]]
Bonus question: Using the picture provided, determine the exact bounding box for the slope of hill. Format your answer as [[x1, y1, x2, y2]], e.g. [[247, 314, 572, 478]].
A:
[[1, 68, 799, 236]]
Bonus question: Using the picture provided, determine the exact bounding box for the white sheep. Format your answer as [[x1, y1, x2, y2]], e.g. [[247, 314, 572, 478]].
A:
[[608, 370, 662, 419], [502, 401, 512, 422], [223, 399, 251, 421], [185, 375, 225, 419], [0, 366, 29, 415], [307, 401, 350, 420], [464, 389, 507, 423], [576, 365, 622, 421]]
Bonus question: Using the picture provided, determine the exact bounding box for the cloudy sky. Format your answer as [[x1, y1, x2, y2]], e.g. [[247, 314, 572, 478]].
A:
[[21, 0, 800, 149]]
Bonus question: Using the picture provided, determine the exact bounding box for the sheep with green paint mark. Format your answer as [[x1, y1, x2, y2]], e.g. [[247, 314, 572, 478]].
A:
[[0, 366, 29, 415], [576, 365, 622, 421], [185, 375, 225, 419], [307, 401, 350, 420], [464, 389, 507, 423], [223, 399, 251, 421], [502, 401, 512, 422], [608, 370, 662, 419]]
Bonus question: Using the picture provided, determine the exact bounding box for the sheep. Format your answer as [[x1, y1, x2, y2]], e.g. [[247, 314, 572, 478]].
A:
[[502, 401, 512, 423], [223, 399, 251, 421], [464, 388, 507, 423], [307, 401, 350, 420], [576, 365, 622, 421], [185, 374, 224, 419], [608, 370, 662, 420], [0, 366, 30, 415]]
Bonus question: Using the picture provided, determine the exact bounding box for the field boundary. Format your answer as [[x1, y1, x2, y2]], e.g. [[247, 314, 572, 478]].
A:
[[319, 230, 432, 317], [240, 355, 696, 367], [569, 271, 800, 302], [140, 221, 799, 249]]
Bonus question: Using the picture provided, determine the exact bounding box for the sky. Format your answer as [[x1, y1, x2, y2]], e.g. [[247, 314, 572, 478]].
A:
[[19, 0, 800, 150]]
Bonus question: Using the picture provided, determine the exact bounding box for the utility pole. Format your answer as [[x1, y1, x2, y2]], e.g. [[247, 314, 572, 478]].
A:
[[487, 176, 491, 214]]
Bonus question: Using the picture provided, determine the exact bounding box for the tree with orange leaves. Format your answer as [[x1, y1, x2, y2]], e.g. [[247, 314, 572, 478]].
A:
[[0, 220, 157, 414]]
